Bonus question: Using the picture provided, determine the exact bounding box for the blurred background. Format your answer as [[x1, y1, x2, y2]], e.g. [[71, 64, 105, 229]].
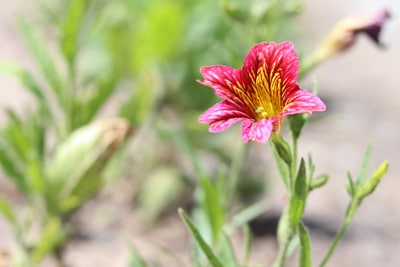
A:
[[0, 0, 399, 266]]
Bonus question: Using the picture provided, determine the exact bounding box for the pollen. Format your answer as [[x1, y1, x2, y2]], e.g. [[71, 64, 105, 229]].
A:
[[255, 106, 268, 120]]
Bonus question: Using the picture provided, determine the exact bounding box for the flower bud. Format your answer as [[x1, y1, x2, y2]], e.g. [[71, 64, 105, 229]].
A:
[[271, 134, 292, 165], [356, 161, 389, 199], [46, 118, 133, 213], [303, 9, 390, 75]]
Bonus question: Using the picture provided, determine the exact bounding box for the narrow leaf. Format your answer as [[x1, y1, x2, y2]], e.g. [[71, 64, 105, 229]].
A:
[[0, 142, 27, 192], [129, 246, 148, 267], [0, 196, 17, 225], [178, 208, 224, 267], [224, 200, 268, 234], [298, 222, 311, 267], [357, 143, 372, 185], [242, 225, 252, 266], [199, 177, 225, 243], [289, 158, 307, 228], [346, 172, 356, 197], [31, 218, 65, 265], [18, 19, 65, 107], [218, 234, 239, 267]]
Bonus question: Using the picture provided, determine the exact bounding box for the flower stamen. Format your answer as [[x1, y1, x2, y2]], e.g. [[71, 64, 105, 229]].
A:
[[255, 106, 268, 120]]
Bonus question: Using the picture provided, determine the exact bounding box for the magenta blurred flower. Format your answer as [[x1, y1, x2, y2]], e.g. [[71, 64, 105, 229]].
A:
[[316, 9, 390, 60], [198, 41, 326, 143]]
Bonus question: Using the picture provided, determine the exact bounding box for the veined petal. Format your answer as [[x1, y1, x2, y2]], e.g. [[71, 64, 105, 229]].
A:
[[199, 100, 249, 132], [242, 118, 274, 143], [242, 42, 299, 90], [198, 66, 243, 101], [281, 89, 326, 116]]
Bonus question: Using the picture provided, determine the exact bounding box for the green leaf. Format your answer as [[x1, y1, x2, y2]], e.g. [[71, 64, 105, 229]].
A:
[[357, 143, 373, 185], [242, 225, 252, 267], [0, 141, 27, 192], [0, 196, 17, 226], [298, 222, 311, 267], [138, 167, 184, 222], [199, 176, 226, 243], [129, 246, 148, 267], [346, 172, 356, 197], [31, 217, 65, 265], [178, 208, 224, 267], [218, 234, 239, 267], [59, 0, 87, 64], [289, 158, 307, 228], [18, 18, 65, 108], [224, 200, 268, 234], [0, 61, 46, 103], [309, 174, 329, 191], [271, 142, 290, 189]]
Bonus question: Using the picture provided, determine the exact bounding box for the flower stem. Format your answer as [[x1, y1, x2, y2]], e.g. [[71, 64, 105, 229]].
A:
[[272, 207, 295, 267], [290, 136, 298, 192], [319, 198, 361, 267]]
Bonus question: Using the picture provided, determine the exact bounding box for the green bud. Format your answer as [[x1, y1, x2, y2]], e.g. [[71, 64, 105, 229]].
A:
[[356, 161, 389, 199], [46, 118, 133, 213], [271, 134, 292, 165], [309, 174, 329, 190]]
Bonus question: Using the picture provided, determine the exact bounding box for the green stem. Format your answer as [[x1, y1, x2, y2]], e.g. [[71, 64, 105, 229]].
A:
[[272, 207, 295, 267], [290, 136, 298, 192], [319, 198, 361, 267]]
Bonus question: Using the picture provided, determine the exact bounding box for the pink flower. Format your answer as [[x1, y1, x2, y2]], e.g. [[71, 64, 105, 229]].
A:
[[198, 41, 326, 143]]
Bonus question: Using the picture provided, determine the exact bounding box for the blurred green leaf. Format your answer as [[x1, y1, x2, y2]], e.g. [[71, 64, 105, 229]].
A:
[[46, 118, 131, 214], [18, 19, 65, 109], [31, 217, 65, 266], [178, 208, 225, 267], [59, 0, 87, 65], [0, 196, 17, 226], [120, 76, 154, 126], [356, 143, 372, 185], [131, 0, 185, 70], [289, 158, 307, 228], [218, 234, 239, 267], [242, 225, 252, 266], [138, 167, 184, 222], [129, 246, 148, 267], [224, 200, 268, 234], [200, 176, 226, 243], [0, 141, 27, 192], [0, 61, 46, 104]]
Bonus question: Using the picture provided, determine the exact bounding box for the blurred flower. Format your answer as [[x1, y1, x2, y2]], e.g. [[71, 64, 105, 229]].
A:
[[302, 9, 390, 75], [46, 118, 133, 213], [198, 42, 326, 143]]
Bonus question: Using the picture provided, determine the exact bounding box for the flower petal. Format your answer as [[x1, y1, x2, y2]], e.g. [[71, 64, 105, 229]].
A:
[[241, 118, 274, 143], [281, 88, 326, 116], [242, 41, 299, 89], [199, 100, 249, 132], [198, 65, 242, 100]]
